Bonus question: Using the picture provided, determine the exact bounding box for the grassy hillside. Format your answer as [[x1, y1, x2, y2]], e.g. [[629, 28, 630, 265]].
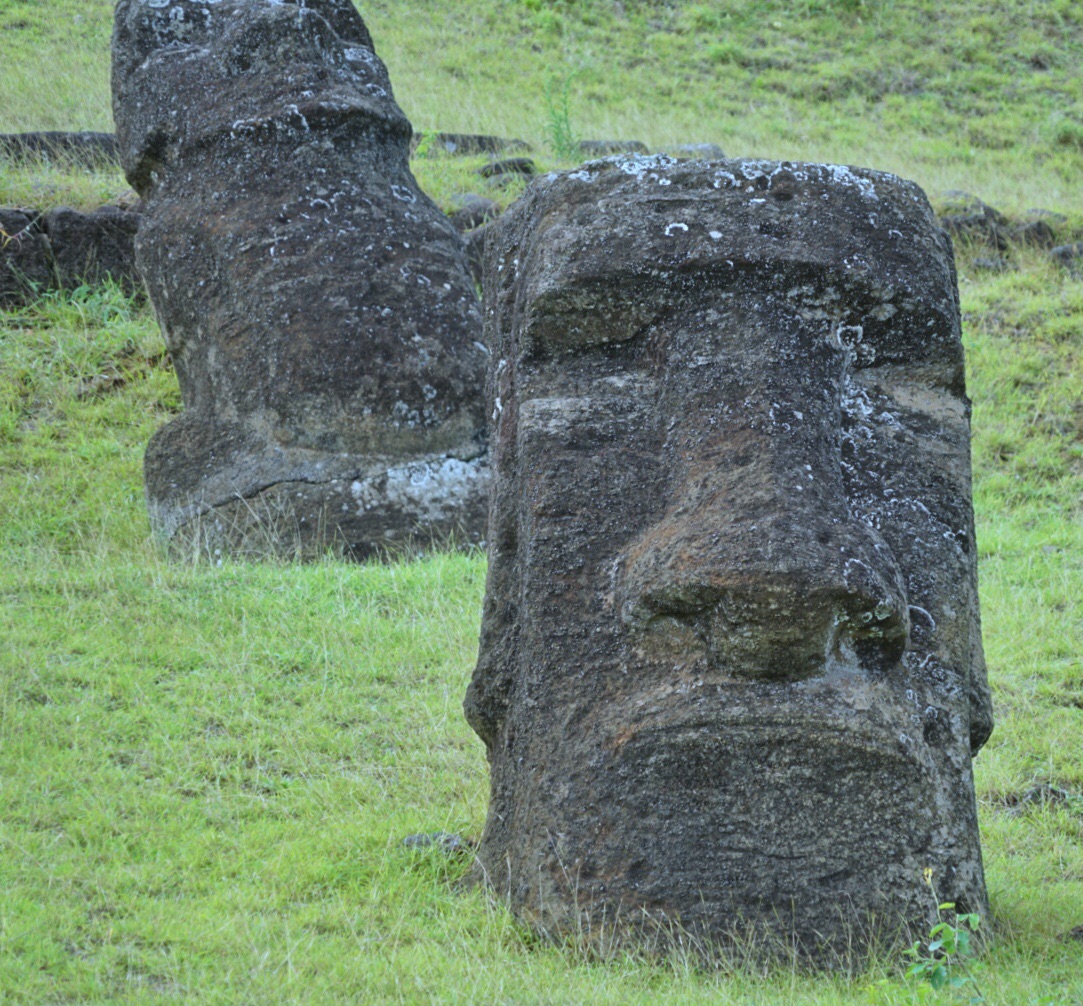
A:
[[2, 0, 1082, 213], [1, 0, 1082, 1002]]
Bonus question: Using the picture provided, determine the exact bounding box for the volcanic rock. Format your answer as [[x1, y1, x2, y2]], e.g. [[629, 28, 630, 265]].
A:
[[577, 139, 649, 156], [447, 194, 501, 232], [43, 205, 142, 293], [0, 208, 51, 305], [112, 0, 488, 559], [466, 154, 992, 960]]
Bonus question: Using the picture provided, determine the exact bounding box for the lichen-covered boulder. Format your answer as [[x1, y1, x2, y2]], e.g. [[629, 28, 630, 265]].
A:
[[112, 0, 487, 558], [466, 155, 992, 960]]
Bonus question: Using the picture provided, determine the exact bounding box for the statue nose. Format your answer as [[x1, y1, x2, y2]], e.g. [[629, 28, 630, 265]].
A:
[[619, 510, 910, 681], [616, 367, 910, 681]]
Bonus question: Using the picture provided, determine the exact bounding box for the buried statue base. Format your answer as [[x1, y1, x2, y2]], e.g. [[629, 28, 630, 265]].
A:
[[465, 155, 992, 959]]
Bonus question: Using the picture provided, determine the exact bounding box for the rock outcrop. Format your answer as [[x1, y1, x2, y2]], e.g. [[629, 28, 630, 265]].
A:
[[44, 205, 142, 293], [0, 204, 141, 304], [414, 133, 531, 156], [0, 209, 53, 305], [466, 155, 992, 960], [112, 0, 488, 559]]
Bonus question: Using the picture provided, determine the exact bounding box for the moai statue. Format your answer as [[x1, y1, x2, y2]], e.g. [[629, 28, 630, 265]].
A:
[[112, 0, 487, 558], [465, 155, 993, 959]]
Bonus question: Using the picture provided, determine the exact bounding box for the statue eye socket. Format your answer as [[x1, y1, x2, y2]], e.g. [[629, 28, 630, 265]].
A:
[[521, 279, 669, 360]]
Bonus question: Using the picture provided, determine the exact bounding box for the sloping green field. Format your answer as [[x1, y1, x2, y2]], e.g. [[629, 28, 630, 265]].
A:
[[1, 0, 1081, 1002]]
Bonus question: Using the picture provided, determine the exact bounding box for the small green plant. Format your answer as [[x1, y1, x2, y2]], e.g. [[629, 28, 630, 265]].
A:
[[542, 71, 579, 161], [1050, 115, 1083, 151], [706, 40, 748, 66], [412, 128, 438, 159], [903, 905, 983, 999], [902, 870, 985, 1001], [684, 4, 724, 32], [864, 870, 988, 1004]]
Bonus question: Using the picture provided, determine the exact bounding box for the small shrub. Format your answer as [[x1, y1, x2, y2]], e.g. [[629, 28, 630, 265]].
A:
[[411, 129, 437, 159], [684, 4, 724, 32], [542, 72, 579, 160], [1052, 118, 1083, 151], [534, 8, 564, 34], [903, 901, 984, 999]]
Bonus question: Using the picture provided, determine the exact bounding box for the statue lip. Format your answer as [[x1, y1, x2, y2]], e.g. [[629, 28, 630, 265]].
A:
[[606, 703, 932, 768], [599, 669, 923, 749], [213, 91, 406, 139]]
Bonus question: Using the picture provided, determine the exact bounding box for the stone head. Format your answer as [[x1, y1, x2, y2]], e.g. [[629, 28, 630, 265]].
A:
[[466, 155, 991, 955], [113, 0, 402, 194], [112, 0, 487, 557]]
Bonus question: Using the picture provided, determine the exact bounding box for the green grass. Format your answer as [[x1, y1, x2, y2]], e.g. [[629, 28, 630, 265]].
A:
[[1, 278, 1081, 1002], [0, 159, 131, 215], [2, 0, 1082, 214], [1, 0, 1083, 1001]]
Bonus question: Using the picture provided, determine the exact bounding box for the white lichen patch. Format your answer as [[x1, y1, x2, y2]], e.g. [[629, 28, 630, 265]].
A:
[[343, 46, 377, 65], [609, 153, 679, 185], [710, 159, 889, 204], [821, 164, 879, 201], [350, 457, 488, 521]]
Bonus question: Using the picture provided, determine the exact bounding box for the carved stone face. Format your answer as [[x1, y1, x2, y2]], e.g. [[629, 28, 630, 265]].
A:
[[113, 0, 487, 557], [466, 156, 991, 957]]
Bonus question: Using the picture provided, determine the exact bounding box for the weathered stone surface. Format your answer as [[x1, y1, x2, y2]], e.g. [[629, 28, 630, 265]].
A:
[[1024, 208, 1067, 224], [462, 221, 492, 287], [479, 158, 536, 180], [577, 138, 649, 156], [43, 205, 142, 293], [1051, 242, 1083, 270], [1009, 218, 1058, 248], [0, 131, 120, 167], [417, 132, 531, 156], [0, 208, 52, 305], [666, 142, 727, 160], [448, 194, 501, 232], [113, 0, 487, 559], [0, 204, 143, 304], [466, 155, 992, 959], [971, 256, 1011, 273], [936, 191, 1008, 250]]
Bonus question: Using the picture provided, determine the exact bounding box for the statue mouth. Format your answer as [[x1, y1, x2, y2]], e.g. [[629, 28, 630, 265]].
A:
[[208, 90, 405, 145], [603, 687, 933, 782]]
